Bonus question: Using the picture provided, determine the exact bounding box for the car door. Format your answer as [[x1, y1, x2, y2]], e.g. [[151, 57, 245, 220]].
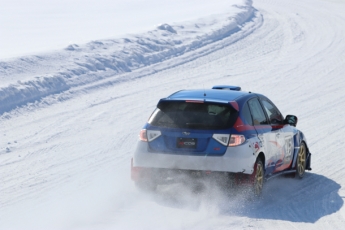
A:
[[259, 97, 293, 172], [247, 98, 276, 174]]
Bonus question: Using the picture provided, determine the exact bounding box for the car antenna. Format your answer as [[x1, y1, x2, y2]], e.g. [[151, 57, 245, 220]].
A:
[[203, 84, 206, 96]]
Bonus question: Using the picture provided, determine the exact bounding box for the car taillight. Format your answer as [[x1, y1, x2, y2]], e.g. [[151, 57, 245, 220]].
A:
[[212, 134, 245, 147], [212, 134, 230, 146], [229, 135, 245, 146], [147, 130, 161, 142], [139, 129, 148, 142], [139, 129, 161, 142]]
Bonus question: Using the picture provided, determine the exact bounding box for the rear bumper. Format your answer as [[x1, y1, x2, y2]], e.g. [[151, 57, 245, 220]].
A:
[[133, 140, 257, 175]]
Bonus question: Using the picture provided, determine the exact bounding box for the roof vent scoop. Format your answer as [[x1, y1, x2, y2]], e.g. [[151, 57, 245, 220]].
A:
[[212, 85, 241, 91]]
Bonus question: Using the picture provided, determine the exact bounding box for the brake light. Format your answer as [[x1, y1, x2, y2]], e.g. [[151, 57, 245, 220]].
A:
[[139, 129, 148, 142], [185, 100, 204, 103], [229, 135, 245, 146]]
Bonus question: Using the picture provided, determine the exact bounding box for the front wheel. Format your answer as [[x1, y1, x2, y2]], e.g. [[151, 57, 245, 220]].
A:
[[296, 142, 307, 178]]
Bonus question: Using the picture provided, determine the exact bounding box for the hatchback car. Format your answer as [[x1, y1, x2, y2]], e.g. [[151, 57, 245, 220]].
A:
[[131, 85, 311, 195]]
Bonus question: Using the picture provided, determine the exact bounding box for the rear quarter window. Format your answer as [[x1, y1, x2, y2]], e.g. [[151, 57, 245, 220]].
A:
[[242, 103, 253, 125]]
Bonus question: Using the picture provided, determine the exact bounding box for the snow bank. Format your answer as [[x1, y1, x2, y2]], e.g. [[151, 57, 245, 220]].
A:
[[0, 0, 256, 114]]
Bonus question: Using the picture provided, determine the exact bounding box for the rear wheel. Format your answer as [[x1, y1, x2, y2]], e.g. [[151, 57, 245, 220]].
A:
[[253, 158, 264, 196], [296, 142, 307, 178]]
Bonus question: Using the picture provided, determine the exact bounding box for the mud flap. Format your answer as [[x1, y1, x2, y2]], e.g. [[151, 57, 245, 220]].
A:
[[306, 152, 312, 170]]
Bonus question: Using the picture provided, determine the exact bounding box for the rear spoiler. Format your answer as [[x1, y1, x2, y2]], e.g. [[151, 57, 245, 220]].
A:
[[212, 85, 241, 91], [157, 99, 239, 111]]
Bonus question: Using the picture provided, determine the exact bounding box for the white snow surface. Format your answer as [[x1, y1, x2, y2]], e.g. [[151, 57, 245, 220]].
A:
[[0, 0, 254, 114], [1, 0, 345, 229], [0, 0, 242, 60]]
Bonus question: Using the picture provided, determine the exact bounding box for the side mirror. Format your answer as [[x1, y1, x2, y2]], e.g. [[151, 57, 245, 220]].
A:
[[285, 115, 298, 127]]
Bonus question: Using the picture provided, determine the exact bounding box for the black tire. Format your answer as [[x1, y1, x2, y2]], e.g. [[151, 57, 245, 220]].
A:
[[253, 158, 264, 197], [296, 142, 307, 178]]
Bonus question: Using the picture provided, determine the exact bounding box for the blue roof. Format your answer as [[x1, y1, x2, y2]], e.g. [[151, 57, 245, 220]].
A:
[[166, 89, 248, 103]]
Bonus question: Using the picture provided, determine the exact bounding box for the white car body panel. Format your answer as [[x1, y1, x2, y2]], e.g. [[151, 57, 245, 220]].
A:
[[133, 137, 262, 174]]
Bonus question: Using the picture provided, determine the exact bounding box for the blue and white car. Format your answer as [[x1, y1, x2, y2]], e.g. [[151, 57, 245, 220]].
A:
[[131, 85, 311, 195]]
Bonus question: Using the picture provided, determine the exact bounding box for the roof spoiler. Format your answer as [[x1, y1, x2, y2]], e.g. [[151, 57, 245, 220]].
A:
[[212, 85, 241, 91]]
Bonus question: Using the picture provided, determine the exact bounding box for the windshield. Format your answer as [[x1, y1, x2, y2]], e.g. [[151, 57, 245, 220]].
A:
[[148, 101, 238, 130]]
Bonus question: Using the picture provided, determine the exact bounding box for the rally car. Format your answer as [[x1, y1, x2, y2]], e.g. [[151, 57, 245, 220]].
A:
[[131, 85, 311, 195]]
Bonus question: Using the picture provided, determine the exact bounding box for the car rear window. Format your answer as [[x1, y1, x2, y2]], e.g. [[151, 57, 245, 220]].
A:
[[148, 101, 238, 130]]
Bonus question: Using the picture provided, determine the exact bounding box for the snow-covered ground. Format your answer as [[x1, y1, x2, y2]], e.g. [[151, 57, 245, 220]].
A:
[[0, 0, 240, 60], [1, 0, 345, 229]]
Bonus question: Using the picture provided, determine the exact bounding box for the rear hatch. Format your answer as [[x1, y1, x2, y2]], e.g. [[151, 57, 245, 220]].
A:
[[146, 100, 238, 156]]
